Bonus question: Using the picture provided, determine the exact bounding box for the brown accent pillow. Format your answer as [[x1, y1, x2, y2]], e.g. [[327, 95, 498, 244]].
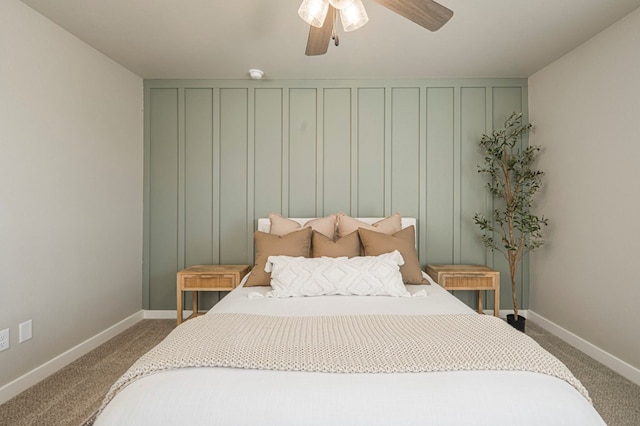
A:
[[312, 230, 361, 258], [358, 226, 428, 285], [337, 212, 402, 238], [269, 213, 337, 240], [245, 227, 312, 286]]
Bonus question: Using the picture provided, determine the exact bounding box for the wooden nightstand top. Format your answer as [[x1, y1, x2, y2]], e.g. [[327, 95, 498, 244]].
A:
[[177, 264, 250, 276], [426, 264, 497, 275]]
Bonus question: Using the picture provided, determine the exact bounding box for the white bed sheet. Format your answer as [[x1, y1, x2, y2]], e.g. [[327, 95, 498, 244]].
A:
[[95, 275, 604, 426], [214, 273, 473, 317]]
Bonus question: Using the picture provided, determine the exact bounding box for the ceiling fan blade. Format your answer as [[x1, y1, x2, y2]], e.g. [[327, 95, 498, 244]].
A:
[[305, 6, 336, 56], [374, 0, 453, 31]]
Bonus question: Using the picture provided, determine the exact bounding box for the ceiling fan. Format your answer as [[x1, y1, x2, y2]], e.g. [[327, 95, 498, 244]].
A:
[[298, 0, 453, 56]]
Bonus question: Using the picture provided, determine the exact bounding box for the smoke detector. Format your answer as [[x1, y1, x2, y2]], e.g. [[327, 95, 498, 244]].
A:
[[248, 69, 264, 80]]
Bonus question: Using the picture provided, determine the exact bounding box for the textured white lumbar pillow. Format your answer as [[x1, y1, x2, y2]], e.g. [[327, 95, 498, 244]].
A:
[[264, 250, 409, 298]]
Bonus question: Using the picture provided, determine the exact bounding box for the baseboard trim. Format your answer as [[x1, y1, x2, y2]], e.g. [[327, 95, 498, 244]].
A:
[[528, 310, 640, 387], [0, 311, 143, 405]]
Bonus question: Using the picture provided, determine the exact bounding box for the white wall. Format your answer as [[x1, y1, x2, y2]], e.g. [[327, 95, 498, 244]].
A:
[[528, 8, 640, 373], [0, 0, 143, 398]]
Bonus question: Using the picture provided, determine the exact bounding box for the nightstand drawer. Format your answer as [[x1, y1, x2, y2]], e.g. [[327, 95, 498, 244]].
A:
[[182, 274, 236, 290], [440, 274, 495, 289]]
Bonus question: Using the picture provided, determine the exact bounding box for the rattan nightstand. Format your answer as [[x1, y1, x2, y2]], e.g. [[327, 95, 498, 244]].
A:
[[426, 264, 500, 317], [176, 264, 250, 324]]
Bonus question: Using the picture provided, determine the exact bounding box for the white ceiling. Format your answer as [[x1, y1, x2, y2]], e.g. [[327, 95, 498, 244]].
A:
[[19, 0, 640, 80]]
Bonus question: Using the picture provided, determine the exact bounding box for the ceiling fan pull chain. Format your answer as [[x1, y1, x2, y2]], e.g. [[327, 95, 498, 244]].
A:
[[332, 10, 340, 46]]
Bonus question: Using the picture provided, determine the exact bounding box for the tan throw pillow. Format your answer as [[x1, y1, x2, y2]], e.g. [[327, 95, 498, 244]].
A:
[[268, 213, 301, 236], [245, 227, 312, 286], [358, 226, 428, 285], [337, 212, 402, 238], [312, 230, 361, 258], [269, 213, 337, 240]]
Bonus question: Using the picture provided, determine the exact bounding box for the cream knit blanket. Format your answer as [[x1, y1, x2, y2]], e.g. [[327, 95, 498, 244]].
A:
[[100, 313, 590, 412]]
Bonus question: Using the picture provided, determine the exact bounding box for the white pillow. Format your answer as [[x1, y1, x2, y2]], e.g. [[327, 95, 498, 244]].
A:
[[264, 250, 409, 298]]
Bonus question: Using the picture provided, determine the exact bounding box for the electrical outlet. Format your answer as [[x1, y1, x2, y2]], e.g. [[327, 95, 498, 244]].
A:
[[0, 328, 9, 352], [19, 320, 32, 343]]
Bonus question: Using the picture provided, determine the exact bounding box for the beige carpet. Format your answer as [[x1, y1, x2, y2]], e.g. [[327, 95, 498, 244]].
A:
[[0, 318, 638, 426], [526, 321, 640, 425], [0, 320, 176, 426]]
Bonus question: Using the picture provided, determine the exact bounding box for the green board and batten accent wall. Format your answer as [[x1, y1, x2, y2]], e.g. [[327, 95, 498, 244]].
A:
[[143, 79, 528, 311]]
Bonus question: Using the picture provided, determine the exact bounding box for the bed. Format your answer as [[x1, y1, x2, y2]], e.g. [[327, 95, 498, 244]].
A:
[[94, 215, 605, 425]]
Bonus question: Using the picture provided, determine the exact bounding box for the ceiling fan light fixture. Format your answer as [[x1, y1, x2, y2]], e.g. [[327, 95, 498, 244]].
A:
[[298, 0, 329, 28], [340, 0, 368, 32], [328, 0, 355, 10]]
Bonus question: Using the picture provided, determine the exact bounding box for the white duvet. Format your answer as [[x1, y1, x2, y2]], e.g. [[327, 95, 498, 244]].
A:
[[95, 274, 605, 426]]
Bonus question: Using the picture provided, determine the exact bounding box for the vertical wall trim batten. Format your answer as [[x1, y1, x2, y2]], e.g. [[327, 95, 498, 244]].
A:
[[142, 83, 151, 310], [282, 88, 290, 217], [418, 86, 428, 262], [247, 88, 256, 265], [518, 87, 535, 309], [452, 86, 462, 264], [350, 87, 359, 215], [485, 86, 494, 268], [208, 89, 215, 262], [520, 85, 530, 311], [384, 86, 392, 216], [278, 88, 285, 219], [316, 88, 324, 216], [177, 88, 186, 271], [211, 88, 221, 263]]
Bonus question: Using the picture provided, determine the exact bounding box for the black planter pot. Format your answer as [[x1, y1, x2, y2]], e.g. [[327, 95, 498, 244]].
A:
[[507, 314, 526, 332]]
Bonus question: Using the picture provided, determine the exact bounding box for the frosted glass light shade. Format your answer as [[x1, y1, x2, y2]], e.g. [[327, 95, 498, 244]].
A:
[[298, 0, 330, 28], [340, 0, 369, 32], [329, 0, 355, 10]]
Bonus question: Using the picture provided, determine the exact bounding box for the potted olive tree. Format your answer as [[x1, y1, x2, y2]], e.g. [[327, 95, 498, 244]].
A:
[[473, 112, 548, 331]]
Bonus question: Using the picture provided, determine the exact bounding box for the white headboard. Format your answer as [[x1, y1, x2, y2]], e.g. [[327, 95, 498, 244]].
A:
[[257, 217, 416, 233]]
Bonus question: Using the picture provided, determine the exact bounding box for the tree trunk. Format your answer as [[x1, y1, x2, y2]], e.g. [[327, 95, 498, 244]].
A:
[[508, 251, 519, 319]]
